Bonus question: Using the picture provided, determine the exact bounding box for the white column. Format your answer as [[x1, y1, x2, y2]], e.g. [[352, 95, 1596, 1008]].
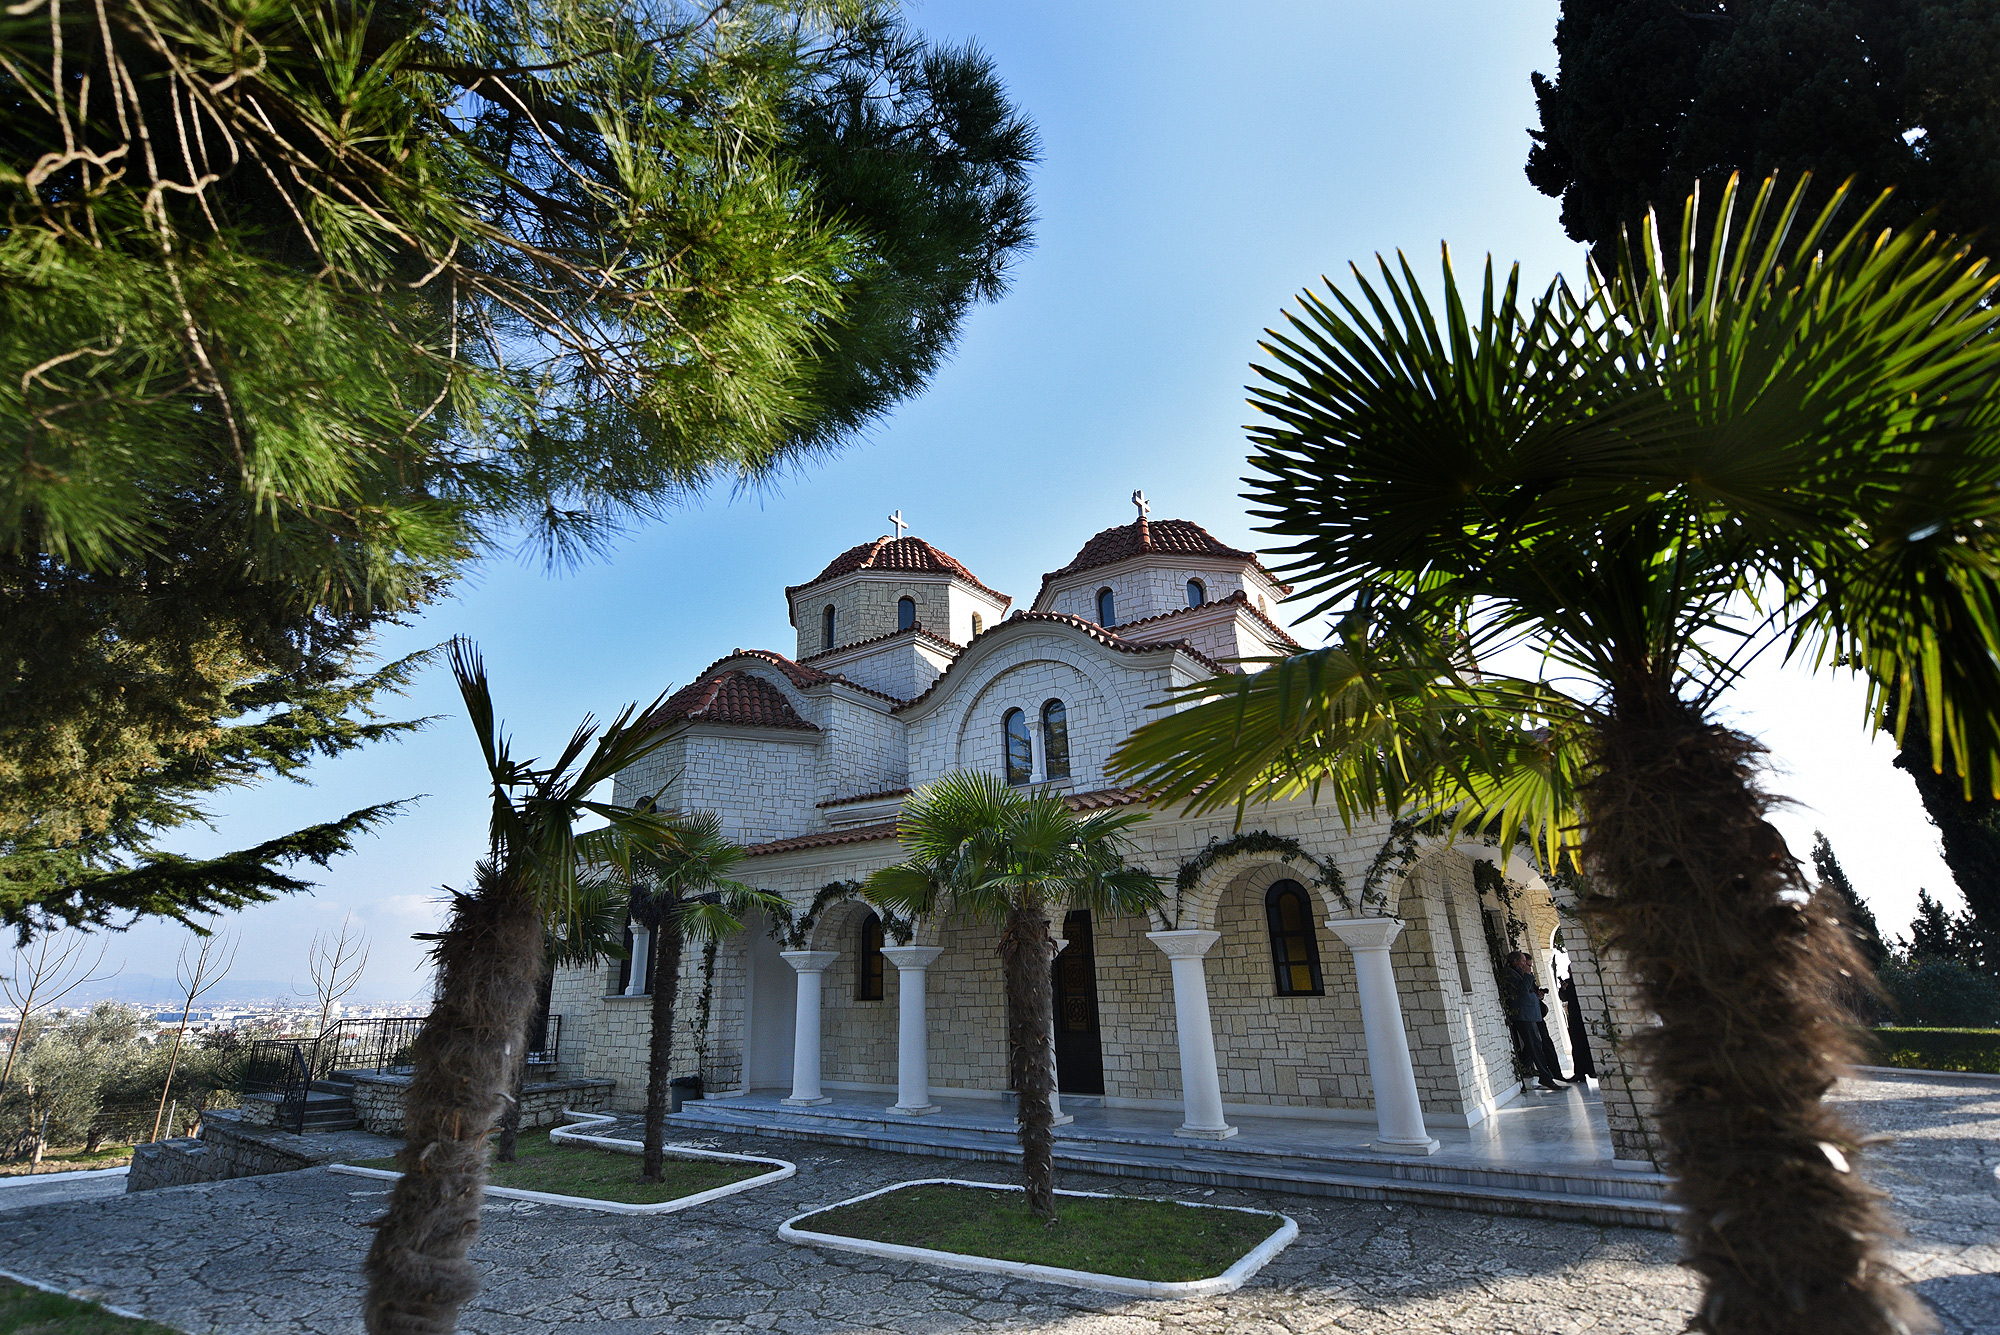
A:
[[881, 945, 944, 1115], [1325, 916, 1441, 1155], [1145, 930, 1237, 1139], [779, 950, 839, 1106], [624, 926, 651, 997]]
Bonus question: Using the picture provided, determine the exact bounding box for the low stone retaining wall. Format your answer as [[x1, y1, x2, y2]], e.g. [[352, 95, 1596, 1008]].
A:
[[349, 1073, 613, 1137], [127, 1111, 378, 1192]]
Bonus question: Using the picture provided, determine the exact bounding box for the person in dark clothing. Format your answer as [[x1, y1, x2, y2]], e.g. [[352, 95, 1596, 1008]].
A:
[[1504, 951, 1567, 1090], [1557, 970, 1597, 1080]]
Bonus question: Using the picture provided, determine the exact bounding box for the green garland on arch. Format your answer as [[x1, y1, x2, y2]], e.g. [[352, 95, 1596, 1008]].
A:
[[1171, 831, 1350, 920], [767, 880, 913, 949]]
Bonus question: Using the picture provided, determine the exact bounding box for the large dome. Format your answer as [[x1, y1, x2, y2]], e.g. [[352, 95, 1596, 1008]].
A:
[[786, 535, 1006, 602]]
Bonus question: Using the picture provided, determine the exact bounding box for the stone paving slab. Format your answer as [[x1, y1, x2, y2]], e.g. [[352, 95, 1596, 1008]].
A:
[[0, 1074, 1991, 1335]]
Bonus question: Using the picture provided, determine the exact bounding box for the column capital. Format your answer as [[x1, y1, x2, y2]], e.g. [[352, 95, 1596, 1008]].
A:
[[1324, 915, 1405, 951], [1146, 929, 1221, 959], [779, 950, 840, 974], [879, 944, 944, 971]]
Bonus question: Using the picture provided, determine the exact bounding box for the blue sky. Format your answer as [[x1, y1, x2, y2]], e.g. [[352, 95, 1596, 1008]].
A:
[[67, 0, 1959, 1000]]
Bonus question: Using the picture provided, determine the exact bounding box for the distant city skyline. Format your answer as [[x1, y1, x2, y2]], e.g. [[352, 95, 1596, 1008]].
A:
[[49, 0, 1963, 1001]]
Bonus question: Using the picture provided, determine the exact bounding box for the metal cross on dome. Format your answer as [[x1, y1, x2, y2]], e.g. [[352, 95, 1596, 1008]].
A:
[[1132, 490, 1150, 521], [888, 509, 908, 540]]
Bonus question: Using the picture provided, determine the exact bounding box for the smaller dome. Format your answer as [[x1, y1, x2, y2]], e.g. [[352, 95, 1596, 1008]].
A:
[[786, 535, 1007, 602]]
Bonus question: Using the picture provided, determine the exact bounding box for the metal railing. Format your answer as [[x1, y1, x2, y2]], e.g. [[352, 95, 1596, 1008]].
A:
[[238, 1015, 561, 1134]]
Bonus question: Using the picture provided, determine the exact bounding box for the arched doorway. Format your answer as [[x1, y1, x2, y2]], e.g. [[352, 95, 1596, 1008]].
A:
[[1052, 909, 1104, 1095]]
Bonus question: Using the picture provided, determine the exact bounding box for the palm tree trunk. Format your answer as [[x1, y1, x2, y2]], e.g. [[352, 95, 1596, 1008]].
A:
[[492, 1048, 527, 1164], [642, 903, 684, 1182], [1586, 696, 1920, 1335], [363, 884, 544, 1335], [1000, 899, 1058, 1221]]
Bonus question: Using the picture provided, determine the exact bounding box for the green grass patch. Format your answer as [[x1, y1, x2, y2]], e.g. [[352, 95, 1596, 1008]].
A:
[[0, 1146, 134, 1179], [801, 1183, 1281, 1283], [348, 1130, 767, 1206], [0, 1278, 179, 1334], [1866, 1027, 2000, 1075]]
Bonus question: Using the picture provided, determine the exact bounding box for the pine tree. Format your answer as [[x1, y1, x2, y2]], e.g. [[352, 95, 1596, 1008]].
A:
[[1, 0, 1037, 936], [1809, 831, 1886, 967]]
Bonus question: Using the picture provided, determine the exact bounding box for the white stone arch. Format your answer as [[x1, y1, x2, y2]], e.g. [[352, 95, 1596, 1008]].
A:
[[948, 648, 1117, 769], [804, 892, 874, 956], [1176, 849, 1344, 933]]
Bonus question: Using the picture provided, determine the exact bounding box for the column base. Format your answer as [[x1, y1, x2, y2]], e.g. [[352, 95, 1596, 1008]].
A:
[[781, 1095, 832, 1107], [1372, 1137, 1441, 1156], [887, 1103, 941, 1116], [1174, 1124, 1239, 1140], [1051, 1112, 1075, 1126]]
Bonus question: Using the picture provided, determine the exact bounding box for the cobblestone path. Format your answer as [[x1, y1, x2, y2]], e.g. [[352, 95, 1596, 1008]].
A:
[[1, 1073, 1991, 1335]]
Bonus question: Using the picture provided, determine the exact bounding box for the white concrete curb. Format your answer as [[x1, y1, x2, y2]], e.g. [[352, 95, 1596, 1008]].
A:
[[778, 1177, 1299, 1299], [0, 1165, 129, 1187], [329, 1109, 795, 1216], [0, 1265, 152, 1321], [1854, 1063, 2000, 1085]]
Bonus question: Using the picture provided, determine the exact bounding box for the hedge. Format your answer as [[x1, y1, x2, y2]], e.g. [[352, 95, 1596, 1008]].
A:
[[1862, 1027, 2000, 1076]]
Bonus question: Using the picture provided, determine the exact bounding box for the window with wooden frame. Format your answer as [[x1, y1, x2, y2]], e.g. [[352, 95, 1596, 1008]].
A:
[[1265, 879, 1325, 996], [856, 913, 886, 1000]]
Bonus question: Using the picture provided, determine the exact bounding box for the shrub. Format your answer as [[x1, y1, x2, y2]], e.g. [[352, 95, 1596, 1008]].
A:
[[1877, 959, 2000, 1027]]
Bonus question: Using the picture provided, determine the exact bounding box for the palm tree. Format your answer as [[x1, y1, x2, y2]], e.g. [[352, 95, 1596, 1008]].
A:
[[626, 812, 779, 1182], [494, 878, 631, 1164], [1112, 175, 2000, 1335], [363, 639, 679, 1335], [863, 771, 1162, 1220]]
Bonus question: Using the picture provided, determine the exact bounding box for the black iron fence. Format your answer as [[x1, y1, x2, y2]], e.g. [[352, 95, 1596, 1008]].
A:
[[238, 1015, 560, 1133]]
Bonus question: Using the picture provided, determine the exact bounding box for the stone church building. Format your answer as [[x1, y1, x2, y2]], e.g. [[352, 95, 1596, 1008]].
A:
[[547, 511, 1655, 1164]]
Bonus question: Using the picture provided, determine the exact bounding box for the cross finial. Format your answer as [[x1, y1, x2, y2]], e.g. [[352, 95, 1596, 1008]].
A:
[[888, 509, 908, 540], [1132, 489, 1150, 521]]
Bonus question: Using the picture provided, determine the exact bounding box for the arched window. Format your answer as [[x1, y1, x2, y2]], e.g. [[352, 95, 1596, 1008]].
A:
[[1265, 880, 1325, 996], [822, 604, 837, 651], [1186, 578, 1206, 607], [857, 913, 886, 1000], [971, 612, 984, 637], [1041, 700, 1071, 781], [1003, 708, 1033, 785], [1096, 586, 1116, 625], [897, 596, 916, 631]]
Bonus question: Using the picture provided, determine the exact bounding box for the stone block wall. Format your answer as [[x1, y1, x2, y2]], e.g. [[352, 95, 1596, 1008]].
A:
[[347, 1073, 612, 1136], [127, 1111, 322, 1192], [1554, 904, 1665, 1166]]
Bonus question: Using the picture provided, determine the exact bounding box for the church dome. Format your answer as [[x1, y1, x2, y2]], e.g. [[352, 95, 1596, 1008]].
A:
[[785, 535, 1006, 602], [1042, 518, 1254, 583]]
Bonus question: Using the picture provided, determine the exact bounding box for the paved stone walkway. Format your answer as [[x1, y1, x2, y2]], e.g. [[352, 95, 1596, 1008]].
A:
[[0, 1073, 1991, 1335]]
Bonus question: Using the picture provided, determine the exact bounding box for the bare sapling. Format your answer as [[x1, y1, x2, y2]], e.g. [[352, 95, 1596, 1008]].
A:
[[152, 927, 239, 1142], [1, 931, 119, 1089], [299, 914, 372, 1036]]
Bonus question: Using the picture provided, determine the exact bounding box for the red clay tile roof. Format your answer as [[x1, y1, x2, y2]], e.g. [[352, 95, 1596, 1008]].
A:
[[1035, 519, 1294, 605], [1107, 590, 1303, 648], [802, 624, 962, 663], [816, 787, 913, 809], [891, 612, 1224, 715], [648, 649, 902, 717], [743, 821, 900, 858], [786, 536, 1011, 606], [651, 671, 819, 732]]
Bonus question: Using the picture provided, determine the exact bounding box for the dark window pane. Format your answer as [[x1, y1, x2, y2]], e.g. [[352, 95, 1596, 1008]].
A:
[[1265, 880, 1325, 996], [897, 597, 915, 631], [1097, 587, 1115, 625], [1042, 700, 1070, 781], [1187, 579, 1205, 607], [858, 913, 885, 1000], [1004, 709, 1032, 785], [822, 604, 836, 651]]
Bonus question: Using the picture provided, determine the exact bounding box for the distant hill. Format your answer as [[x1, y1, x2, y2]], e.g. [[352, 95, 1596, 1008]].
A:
[[54, 975, 422, 1007]]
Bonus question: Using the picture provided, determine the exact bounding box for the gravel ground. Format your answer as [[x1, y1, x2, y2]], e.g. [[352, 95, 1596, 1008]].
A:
[[0, 1072, 1991, 1335]]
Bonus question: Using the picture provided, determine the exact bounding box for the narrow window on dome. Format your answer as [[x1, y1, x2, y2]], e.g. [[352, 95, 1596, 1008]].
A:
[[1041, 700, 1070, 781], [1096, 587, 1116, 625], [857, 913, 886, 1000], [1004, 708, 1032, 785], [822, 604, 836, 651], [897, 596, 915, 631], [1266, 880, 1326, 996], [971, 613, 984, 637], [1186, 579, 1206, 607]]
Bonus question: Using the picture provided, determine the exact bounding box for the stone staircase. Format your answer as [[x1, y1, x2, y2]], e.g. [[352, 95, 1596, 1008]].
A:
[[668, 1097, 1676, 1230], [239, 1074, 360, 1133]]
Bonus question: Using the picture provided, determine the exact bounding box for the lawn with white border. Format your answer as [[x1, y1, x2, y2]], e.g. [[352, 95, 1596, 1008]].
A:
[[779, 1177, 1299, 1298], [329, 1111, 794, 1216]]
